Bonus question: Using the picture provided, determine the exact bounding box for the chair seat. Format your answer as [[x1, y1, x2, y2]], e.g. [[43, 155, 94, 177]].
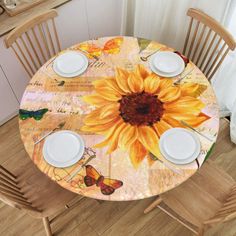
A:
[[15, 160, 80, 218], [160, 119, 235, 227]]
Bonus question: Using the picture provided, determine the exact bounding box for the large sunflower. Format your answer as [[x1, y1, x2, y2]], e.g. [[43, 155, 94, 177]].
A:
[[82, 65, 209, 168]]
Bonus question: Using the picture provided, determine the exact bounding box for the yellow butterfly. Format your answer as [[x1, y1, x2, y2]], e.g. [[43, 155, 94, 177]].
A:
[[76, 37, 123, 58]]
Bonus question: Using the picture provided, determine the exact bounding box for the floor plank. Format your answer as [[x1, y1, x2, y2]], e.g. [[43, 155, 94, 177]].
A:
[[0, 117, 24, 164], [135, 210, 193, 236], [0, 205, 28, 233], [102, 198, 161, 236], [1, 213, 44, 236], [66, 221, 98, 236], [86, 200, 139, 235], [53, 198, 99, 235]]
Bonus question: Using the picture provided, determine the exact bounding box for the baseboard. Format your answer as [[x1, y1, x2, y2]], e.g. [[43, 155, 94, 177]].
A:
[[0, 110, 18, 126]]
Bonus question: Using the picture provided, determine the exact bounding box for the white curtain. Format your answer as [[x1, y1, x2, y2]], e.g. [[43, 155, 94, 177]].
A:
[[121, 0, 236, 143]]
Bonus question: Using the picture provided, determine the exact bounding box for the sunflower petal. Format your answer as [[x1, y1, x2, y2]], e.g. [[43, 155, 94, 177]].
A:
[[82, 94, 112, 107], [164, 96, 205, 115], [115, 68, 131, 93], [138, 126, 161, 157], [83, 107, 119, 125], [119, 124, 138, 149], [94, 121, 127, 154], [135, 64, 150, 80], [162, 114, 183, 127], [106, 78, 126, 95], [81, 116, 121, 134], [93, 78, 125, 95], [93, 124, 120, 148], [144, 74, 160, 94], [163, 112, 210, 127], [180, 83, 207, 98], [99, 103, 120, 119], [129, 140, 147, 169], [153, 120, 172, 137], [158, 86, 181, 102], [188, 113, 210, 126], [162, 113, 209, 131], [92, 79, 107, 88], [96, 86, 122, 101], [128, 72, 143, 93], [158, 78, 172, 91]]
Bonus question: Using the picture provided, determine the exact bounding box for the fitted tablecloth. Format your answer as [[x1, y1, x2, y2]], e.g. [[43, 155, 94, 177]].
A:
[[19, 36, 219, 201]]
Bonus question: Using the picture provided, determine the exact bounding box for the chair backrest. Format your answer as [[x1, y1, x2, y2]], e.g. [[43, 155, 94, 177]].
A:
[[183, 8, 236, 80], [4, 10, 61, 77], [205, 184, 236, 226], [0, 165, 40, 213]]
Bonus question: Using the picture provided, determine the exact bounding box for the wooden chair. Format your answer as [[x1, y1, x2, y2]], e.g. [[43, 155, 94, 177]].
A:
[[183, 8, 236, 80], [144, 151, 236, 235], [0, 160, 83, 236], [4, 10, 61, 77]]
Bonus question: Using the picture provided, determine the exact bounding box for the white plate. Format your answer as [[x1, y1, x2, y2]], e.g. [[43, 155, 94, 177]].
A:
[[53, 51, 88, 78], [149, 52, 185, 77], [153, 51, 184, 73], [159, 128, 201, 164], [43, 130, 85, 168]]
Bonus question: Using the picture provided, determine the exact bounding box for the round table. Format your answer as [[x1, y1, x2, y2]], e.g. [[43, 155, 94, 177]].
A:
[[19, 36, 219, 201]]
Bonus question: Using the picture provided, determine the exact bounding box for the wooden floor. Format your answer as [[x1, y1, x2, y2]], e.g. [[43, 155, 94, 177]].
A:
[[1, 117, 236, 236]]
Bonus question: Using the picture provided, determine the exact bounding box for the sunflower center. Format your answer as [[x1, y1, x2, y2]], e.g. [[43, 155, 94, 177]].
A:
[[119, 92, 164, 126]]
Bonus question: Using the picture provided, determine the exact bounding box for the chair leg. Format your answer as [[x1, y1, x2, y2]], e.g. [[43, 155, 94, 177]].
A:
[[43, 217, 52, 236], [144, 196, 162, 214], [198, 227, 205, 236]]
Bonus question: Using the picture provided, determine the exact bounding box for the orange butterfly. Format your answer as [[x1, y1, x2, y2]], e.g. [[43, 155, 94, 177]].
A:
[[84, 165, 123, 195], [76, 37, 123, 58]]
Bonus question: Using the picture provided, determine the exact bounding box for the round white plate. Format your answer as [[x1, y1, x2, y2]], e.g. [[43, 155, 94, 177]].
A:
[[43, 130, 85, 168], [53, 51, 88, 78], [153, 51, 184, 73], [149, 52, 185, 77], [159, 128, 201, 164]]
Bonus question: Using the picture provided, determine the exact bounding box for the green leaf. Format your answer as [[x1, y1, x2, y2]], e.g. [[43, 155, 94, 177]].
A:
[[204, 143, 215, 162], [137, 38, 151, 52]]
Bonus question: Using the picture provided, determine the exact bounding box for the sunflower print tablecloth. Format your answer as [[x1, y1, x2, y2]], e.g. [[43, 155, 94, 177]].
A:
[[19, 36, 219, 201]]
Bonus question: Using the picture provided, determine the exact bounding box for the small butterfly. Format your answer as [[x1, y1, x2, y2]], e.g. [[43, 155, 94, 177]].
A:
[[76, 37, 123, 58], [84, 165, 123, 195], [54, 79, 65, 86], [19, 108, 48, 120], [174, 51, 189, 67]]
